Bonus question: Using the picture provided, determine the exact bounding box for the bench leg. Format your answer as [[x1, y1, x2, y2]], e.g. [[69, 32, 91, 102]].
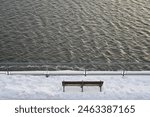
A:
[[100, 86, 102, 92], [81, 86, 83, 92], [63, 86, 65, 92], [46, 74, 49, 77]]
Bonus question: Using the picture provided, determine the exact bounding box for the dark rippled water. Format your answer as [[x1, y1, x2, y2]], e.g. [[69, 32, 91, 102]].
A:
[[0, 0, 150, 70]]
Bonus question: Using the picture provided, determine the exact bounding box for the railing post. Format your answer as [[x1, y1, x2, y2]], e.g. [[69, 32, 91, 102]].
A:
[[6, 65, 9, 75], [123, 70, 125, 76], [45, 65, 49, 77], [84, 68, 87, 77]]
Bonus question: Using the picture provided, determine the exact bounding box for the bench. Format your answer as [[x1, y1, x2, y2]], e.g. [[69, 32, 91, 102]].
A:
[[62, 81, 104, 92]]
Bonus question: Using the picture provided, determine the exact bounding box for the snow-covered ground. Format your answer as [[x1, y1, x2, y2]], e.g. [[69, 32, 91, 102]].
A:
[[0, 71, 150, 100]]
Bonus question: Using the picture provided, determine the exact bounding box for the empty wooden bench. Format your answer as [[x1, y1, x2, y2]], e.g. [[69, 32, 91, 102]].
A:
[[62, 81, 104, 92]]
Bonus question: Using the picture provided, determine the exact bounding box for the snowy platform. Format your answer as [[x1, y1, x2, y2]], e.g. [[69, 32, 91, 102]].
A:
[[0, 71, 150, 100]]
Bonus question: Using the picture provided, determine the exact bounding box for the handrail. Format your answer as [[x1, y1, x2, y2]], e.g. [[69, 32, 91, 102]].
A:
[[1, 71, 150, 76]]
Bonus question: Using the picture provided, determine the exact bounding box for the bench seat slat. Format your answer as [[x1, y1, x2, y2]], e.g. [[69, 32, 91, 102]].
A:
[[62, 81, 103, 85]]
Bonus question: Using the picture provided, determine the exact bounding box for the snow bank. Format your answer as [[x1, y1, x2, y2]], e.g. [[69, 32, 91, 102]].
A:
[[0, 72, 150, 100]]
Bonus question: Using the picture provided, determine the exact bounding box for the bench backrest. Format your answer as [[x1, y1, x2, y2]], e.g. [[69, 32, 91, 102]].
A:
[[62, 81, 104, 86]]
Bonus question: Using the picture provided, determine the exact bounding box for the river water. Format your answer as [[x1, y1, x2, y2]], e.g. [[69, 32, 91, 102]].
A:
[[0, 0, 150, 70]]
